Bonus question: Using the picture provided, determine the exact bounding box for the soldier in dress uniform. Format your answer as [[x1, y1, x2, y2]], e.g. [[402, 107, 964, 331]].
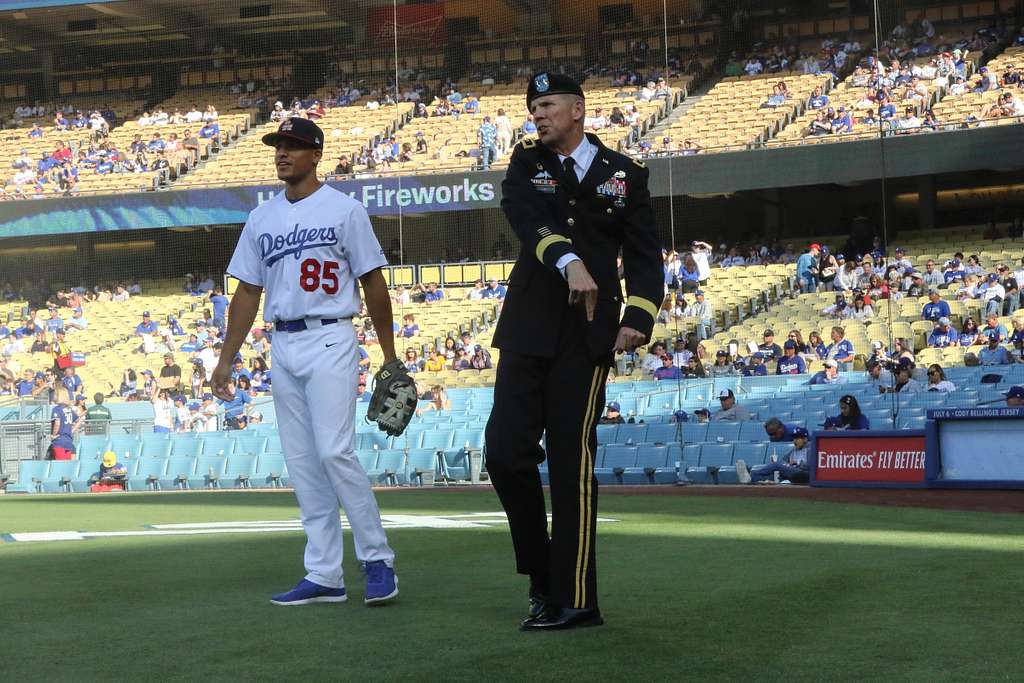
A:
[[485, 72, 664, 631]]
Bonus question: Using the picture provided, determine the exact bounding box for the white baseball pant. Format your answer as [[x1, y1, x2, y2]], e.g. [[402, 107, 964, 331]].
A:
[[271, 318, 394, 589]]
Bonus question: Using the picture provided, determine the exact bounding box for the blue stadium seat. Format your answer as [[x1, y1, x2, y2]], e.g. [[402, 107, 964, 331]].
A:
[[623, 445, 672, 484], [451, 427, 484, 450], [419, 429, 455, 450], [897, 415, 926, 430], [159, 455, 198, 490], [139, 439, 172, 458], [616, 424, 647, 444], [732, 442, 769, 466], [76, 434, 109, 460], [190, 455, 228, 489], [107, 435, 142, 459], [406, 449, 441, 486], [681, 423, 708, 443], [199, 436, 236, 457], [252, 454, 287, 488], [263, 434, 284, 455], [170, 437, 203, 457], [706, 422, 741, 442], [595, 445, 637, 485], [41, 460, 80, 493], [596, 424, 618, 444], [738, 421, 767, 441], [644, 423, 679, 444], [440, 448, 471, 482], [356, 450, 379, 483], [129, 457, 167, 491], [222, 455, 258, 488], [358, 431, 393, 451], [687, 443, 735, 484], [8, 460, 48, 493], [374, 450, 406, 486], [232, 436, 269, 457]]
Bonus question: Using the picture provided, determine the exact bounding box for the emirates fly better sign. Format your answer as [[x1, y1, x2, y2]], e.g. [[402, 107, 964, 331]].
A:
[[813, 435, 927, 484]]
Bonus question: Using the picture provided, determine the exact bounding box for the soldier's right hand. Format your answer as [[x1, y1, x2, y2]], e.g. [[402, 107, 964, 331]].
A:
[[565, 260, 598, 322]]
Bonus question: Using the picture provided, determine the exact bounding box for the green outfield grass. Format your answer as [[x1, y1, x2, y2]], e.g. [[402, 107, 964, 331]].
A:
[[2, 489, 1023, 682]]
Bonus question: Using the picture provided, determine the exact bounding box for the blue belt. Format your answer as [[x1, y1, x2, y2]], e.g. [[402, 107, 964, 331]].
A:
[[275, 318, 339, 332]]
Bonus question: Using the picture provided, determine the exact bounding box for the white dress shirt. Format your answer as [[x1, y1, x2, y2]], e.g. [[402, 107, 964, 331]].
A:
[[554, 136, 597, 275]]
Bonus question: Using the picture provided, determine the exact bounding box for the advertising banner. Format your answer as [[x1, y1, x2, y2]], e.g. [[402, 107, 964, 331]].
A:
[[366, 3, 446, 45], [812, 433, 927, 485]]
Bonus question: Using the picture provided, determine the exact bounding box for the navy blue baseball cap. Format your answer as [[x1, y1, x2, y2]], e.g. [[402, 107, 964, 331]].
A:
[[1006, 386, 1024, 399], [792, 426, 810, 439], [783, 339, 796, 350], [606, 401, 621, 412], [716, 349, 728, 357], [527, 72, 584, 108], [262, 117, 324, 149], [673, 409, 688, 422]]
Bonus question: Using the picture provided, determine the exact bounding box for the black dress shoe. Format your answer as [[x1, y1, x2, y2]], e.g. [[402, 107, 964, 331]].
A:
[[521, 592, 548, 626], [520, 607, 604, 632]]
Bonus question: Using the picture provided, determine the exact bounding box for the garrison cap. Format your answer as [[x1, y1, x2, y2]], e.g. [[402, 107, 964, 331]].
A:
[[527, 72, 584, 109]]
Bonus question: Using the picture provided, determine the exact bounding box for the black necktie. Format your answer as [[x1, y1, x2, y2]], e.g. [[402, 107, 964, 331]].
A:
[[562, 157, 579, 193]]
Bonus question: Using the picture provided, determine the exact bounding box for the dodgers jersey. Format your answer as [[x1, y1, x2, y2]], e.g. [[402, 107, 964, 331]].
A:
[[228, 185, 386, 322]]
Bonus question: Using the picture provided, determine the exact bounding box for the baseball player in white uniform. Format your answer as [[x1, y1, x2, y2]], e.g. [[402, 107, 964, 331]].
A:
[[213, 117, 399, 606]]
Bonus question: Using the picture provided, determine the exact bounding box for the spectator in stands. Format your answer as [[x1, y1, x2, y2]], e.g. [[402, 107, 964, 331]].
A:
[[925, 364, 956, 393], [879, 358, 923, 394], [928, 318, 957, 348], [1005, 385, 1024, 407], [451, 347, 471, 371], [825, 326, 855, 369], [809, 359, 846, 385], [957, 317, 980, 346], [404, 348, 424, 374], [737, 426, 810, 484], [920, 260, 943, 288], [776, 340, 806, 375], [653, 354, 682, 381], [85, 392, 112, 427], [708, 350, 738, 377], [482, 278, 506, 300], [151, 385, 175, 433], [979, 331, 1014, 365], [641, 342, 667, 376], [470, 346, 492, 370], [713, 389, 752, 421], [921, 288, 950, 321], [685, 290, 713, 340], [981, 313, 1008, 342], [199, 120, 220, 140], [758, 329, 783, 362], [423, 348, 445, 373], [1010, 318, 1024, 356], [424, 283, 444, 304], [741, 352, 767, 376], [208, 286, 228, 331], [48, 393, 80, 460], [796, 244, 821, 293], [399, 314, 419, 338], [824, 395, 870, 430], [979, 273, 1006, 317], [598, 401, 625, 425]]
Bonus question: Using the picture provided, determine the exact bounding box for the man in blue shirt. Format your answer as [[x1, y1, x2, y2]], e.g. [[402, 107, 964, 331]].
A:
[[48, 397, 79, 460], [776, 340, 807, 374], [796, 244, 821, 293], [135, 311, 158, 336], [758, 330, 783, 362], [928, 318, 957, 348], [981, 313, 1008, 342], [826, 326, 855, 368], [44, 307, 64, 333], [478, 116, 498, 170], [522, 115, 537, 135], [742, 352, 768, 376], [809, 86, 829, 109], [148, 133, 166, 152], [423, 283, 445, 303], [763, 417, 797, 442], [217, 379, 252, 429], [979, 331, 1014, 365], [482, 278, 507, 300], [653, 355, 683, 380], [199, 121, 220, 139], [61, 367, 83, 401], [921, 289, 950, 321], [209, 286, 229, 331], [66, 307, 88, 331], [230, 356, 251, 382]]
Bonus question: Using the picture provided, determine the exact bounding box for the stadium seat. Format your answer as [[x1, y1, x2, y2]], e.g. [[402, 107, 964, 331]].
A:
[[139, 439, 172, 458], [252, 454, 287, 488], [681, 423, 709, 443], [374, 450, 406, 486], [41, 460, 80, 493], [129, 457, 168, 491], [77, 434, 110, 460], [440, 448, 471, 482], [451, 427, 484, 450], [738, 422, 767, 441], [595, 445, 637, 485], [644, 423, 680, 444], [170, 437, 203, 457], [356, 450, 379, 484], [263, 435, 284, 455], [358, 431, 393, 451], [406, 449, 441, 486], [221, 455, 258, 488], [616, 424, 647, 444], [190, 455, 228, 489], [706, 422, 741, 442], [199, 436, 236, 457], [687, 443, 735, 484], [108, 435, 142, 459], [623, 445, 672, 484], [419, 429, 455, 450], [732, 442, 769, 466], [596, 423, 619, 444], [8, 460, 49, 493], [232, 436, 269, 457], [159, 456, 198, 490]]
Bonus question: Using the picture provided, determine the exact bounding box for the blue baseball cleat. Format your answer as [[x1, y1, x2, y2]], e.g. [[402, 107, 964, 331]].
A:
[[270, 579, 347, 606], [363, 560, 399, 605]]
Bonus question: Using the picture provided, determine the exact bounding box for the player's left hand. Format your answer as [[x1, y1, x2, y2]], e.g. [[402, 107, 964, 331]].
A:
[[210, 362, 233, 401], [614, 326, 646, 353]]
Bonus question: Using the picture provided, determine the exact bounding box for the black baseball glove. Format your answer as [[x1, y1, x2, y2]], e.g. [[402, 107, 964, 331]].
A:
[[366, 359, 418, 436]]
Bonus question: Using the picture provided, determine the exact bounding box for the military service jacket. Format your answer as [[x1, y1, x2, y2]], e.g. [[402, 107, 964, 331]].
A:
[[493, 132, 663, 364]]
